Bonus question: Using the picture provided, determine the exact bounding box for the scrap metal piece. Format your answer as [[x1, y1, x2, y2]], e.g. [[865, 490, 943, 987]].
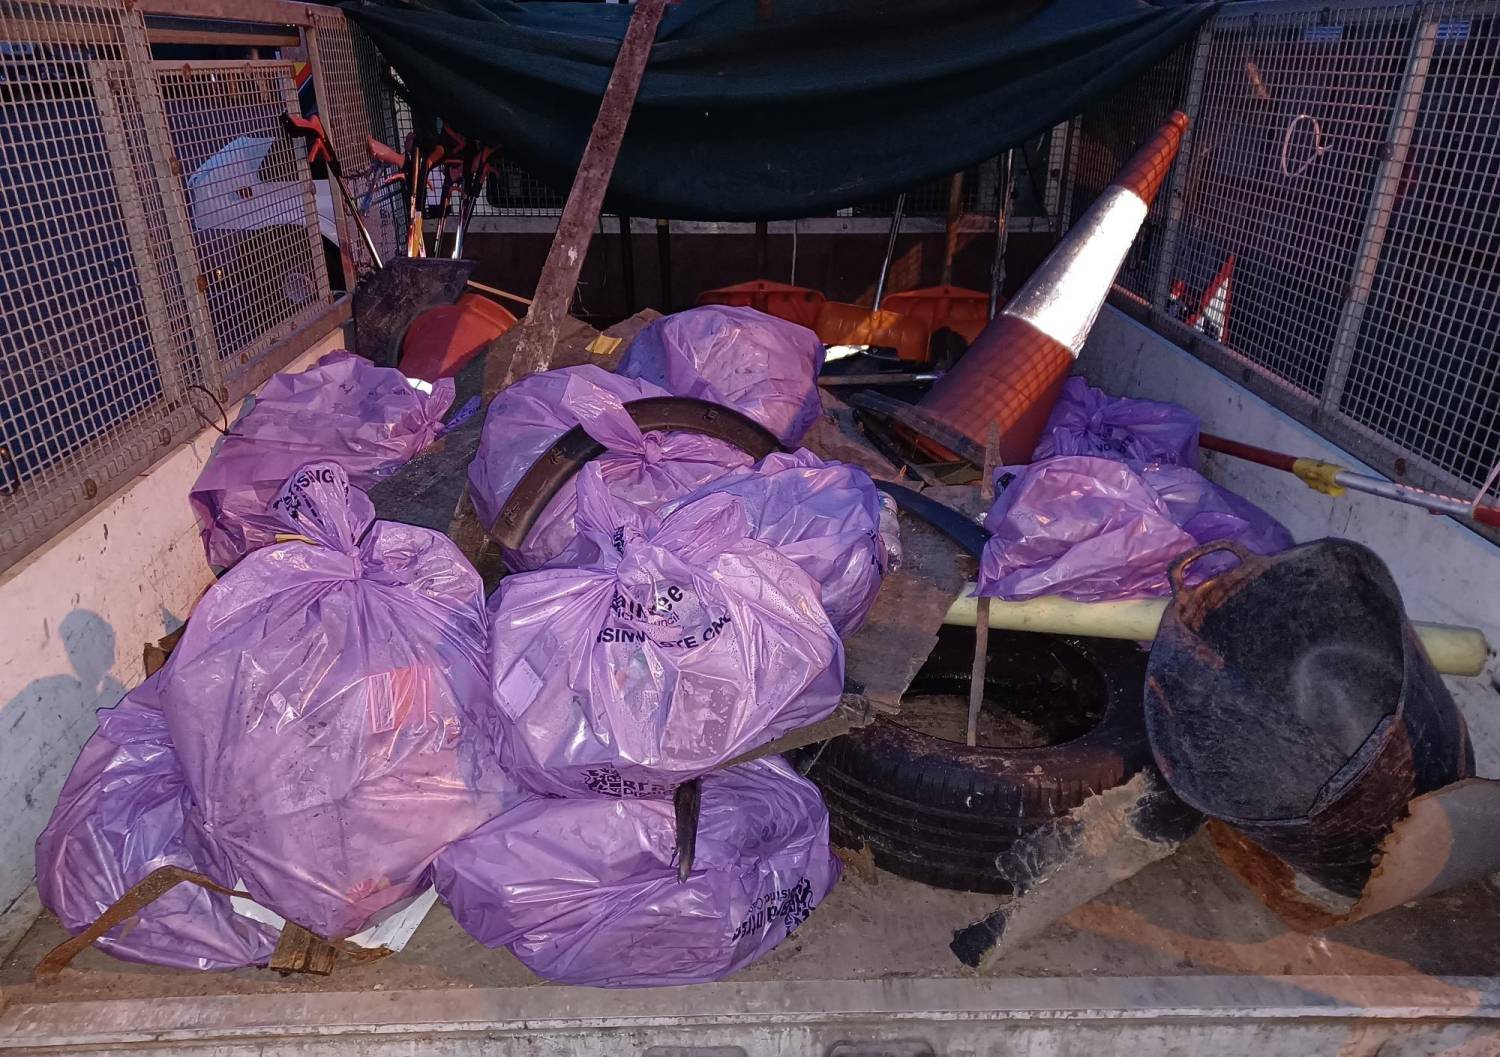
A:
[[1208, 777, 1500, 932], [674, 779, 702, 883], [949, 768, 1202, 970], [35, 866, 250, 981], [269, 922, 340, 976]]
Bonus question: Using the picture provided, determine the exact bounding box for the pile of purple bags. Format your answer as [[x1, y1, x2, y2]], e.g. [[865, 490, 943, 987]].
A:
[[38, 463, 509, 968], [38, 307, 869, 986], [444, 306, 867, 985], [977, 378, 1293, 601]]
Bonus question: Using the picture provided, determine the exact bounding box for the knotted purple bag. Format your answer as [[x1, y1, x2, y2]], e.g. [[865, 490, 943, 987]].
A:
[[662, 449, 900, 635], [434, 757, 841, 987], [482, 463, 844, 798], [190, 351, 452, 570], [467, 365, 754, 571], [618, 304, 825, 446], [35, 675, 280, 971], [162, 462, 510, 939]]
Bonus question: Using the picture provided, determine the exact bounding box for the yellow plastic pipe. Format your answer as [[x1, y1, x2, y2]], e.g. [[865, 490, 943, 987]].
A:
[[943, 587, 1490, 677]]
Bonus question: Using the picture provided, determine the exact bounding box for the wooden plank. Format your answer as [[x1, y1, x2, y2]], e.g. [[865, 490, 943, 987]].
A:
[[483, 0, 670, 397]]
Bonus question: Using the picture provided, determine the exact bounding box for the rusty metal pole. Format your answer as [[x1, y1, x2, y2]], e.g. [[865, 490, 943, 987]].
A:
[[485, 0, 670, 398], [966, 423, 1000, 747]]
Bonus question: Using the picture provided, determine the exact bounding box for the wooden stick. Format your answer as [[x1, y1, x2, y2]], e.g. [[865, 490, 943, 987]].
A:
[[484, 0, 669, 399], [466, 279, 533, 307]]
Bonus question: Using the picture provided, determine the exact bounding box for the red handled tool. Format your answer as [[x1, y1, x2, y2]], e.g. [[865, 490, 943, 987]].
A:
[[282, 111, 384, 269]]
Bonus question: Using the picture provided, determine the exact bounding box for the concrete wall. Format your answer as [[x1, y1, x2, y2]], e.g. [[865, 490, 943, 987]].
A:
[[0, 331, 346, 920], [1079, 306, 1500, 773]]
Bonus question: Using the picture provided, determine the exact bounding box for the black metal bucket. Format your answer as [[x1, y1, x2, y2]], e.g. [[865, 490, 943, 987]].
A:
[[1145, 538, 1473, 897]]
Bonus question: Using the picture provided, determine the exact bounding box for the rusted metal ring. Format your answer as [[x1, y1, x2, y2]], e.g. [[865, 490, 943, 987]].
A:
[[489, 396, 784, 551]]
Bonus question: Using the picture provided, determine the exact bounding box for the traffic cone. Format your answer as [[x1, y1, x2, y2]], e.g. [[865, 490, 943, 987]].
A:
[[915, 111, 1189, 464], [1187, 253, 1234, 343]]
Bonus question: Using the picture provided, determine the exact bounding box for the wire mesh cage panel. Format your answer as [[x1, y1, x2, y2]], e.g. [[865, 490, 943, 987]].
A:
[[308, 7, 406, 273], [1069, 40, 1195, 301], [1165, 4, 1416, 399], [0, 0, 211, 571], [1335, 5, 1500, 488], [156, 60, 330, 390]]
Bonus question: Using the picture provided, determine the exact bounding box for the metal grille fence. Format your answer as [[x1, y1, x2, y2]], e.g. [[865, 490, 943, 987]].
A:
[[0, 0, 211, 565], [308, 7, 406, 273], [157, 60, 329, 387], [0, 1, 358, 576], [1079, 0, 1500, 519]]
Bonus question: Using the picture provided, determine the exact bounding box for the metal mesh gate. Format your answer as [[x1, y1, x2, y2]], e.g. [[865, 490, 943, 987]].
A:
[[0, 1, 356, 576], [156, 60, 330, 389], [308, 7, 406, 273], [1077, 0, 1500, 514], [0, 0, 212, 565]]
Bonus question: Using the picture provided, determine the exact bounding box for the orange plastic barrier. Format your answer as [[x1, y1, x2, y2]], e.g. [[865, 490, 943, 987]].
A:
[[696, 280, 825, 330]]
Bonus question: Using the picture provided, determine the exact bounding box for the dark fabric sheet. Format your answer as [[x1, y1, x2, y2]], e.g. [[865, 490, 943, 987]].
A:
[[346, 0, 1212, 220]]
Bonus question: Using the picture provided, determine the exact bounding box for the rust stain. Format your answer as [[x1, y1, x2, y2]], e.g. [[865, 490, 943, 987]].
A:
[[1061, 898, 1482, 1010]]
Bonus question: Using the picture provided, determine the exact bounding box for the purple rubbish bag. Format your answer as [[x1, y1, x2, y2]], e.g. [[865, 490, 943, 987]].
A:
[[467, 365, 753, 571], [434, 757, 841, 986], [661, 449, 900, 635], [977, 455, 1292, 602], [1143, 463, 1294, 561], [191, 351, 453, 570], [483, 463, 844, 798], [162, 462, 510, 940], [618, 305, 825, 446], [1032, 376, 1201, 469], [35, 675, 279, 971]]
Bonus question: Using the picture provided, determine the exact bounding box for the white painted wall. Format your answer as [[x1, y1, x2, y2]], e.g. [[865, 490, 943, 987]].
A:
[[1080, 306, 1500, 773], [0, 333, 345, 920]]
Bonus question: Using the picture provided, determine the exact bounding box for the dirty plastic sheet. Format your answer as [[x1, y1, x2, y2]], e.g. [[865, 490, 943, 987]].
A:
[[1032, 376, 1200, 469], [35, 676, 279, 971], [977, 455, 1292, 601], [618, 305, 825, 446], [190, 351, 453, 570], [467, 365, 754, 571], [483, 463, 844, 797], [163, 463, 512, 940], [661, 448, 900, 635], [434, 756, 841, 987]]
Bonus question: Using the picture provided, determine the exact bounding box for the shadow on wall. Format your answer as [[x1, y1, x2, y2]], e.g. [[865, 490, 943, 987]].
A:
[[2, 610, 127, 901]]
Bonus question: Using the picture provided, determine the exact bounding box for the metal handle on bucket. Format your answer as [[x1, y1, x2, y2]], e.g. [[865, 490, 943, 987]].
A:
[[1168, 539, 1259, 596]]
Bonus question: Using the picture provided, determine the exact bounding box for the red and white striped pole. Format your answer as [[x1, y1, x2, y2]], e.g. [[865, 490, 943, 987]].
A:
[[917, 111, 1189, 464]]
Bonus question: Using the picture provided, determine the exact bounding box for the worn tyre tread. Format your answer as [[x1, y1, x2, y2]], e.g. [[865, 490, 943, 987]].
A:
[[803, 632, 1150, 893]]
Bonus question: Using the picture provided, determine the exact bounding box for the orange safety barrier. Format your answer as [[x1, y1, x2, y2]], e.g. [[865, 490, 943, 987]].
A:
[[696, 280, 825, 330], [880, 285, 994, 345], [812, 300, 932, 362]]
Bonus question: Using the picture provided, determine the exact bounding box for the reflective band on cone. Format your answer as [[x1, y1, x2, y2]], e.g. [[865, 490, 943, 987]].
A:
[[916, 111, 1189, 464]]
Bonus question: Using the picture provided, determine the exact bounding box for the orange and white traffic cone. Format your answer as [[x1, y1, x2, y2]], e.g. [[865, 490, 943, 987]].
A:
[[915, 111, 1189, 464], [1187, 253, 1234, 344]]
